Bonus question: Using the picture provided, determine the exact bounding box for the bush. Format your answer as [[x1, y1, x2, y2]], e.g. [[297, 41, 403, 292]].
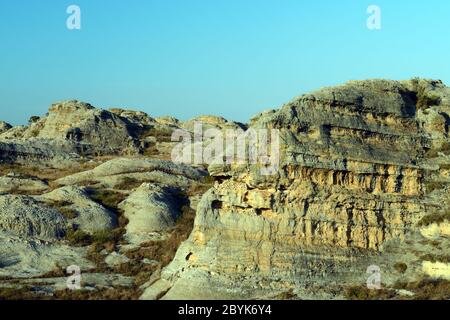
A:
[[115, 177, 142, 190], [394, 262, 408, 274]]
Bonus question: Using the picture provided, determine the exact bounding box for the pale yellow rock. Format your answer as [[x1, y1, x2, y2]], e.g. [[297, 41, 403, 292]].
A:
[[422, 261, 450, 280]]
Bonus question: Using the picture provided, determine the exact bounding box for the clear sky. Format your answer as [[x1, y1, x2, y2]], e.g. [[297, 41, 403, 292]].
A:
[[0, 0, 449, 125]]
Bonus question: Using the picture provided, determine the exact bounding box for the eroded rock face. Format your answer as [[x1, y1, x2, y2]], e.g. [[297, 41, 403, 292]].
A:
[[0, 195, 67, 240], [182, 115, 247, 132], [0, 174, 49, 195], [38, 186, 117, 234], [119, 183, 184, 244], [144, 79, 450, 299], [55, 157, 207, 188], [0, 121, 12, 134], [23, 100, 141, 154]]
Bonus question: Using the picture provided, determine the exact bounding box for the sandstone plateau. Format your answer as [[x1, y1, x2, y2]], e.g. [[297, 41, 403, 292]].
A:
[[0, 79, 449, 300]]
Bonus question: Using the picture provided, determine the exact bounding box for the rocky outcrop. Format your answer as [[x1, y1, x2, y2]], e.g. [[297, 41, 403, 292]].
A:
[[182, 115, 246, 132], [143, 79, 450, 299], [0, 126, 27, 140], [0, 139, 81, 167], [38, 186, 117, 234], [0, 195, 67, 240], [0, 174, 49, 195], [55, 157, 207, 189], [22, 100, 141, 154], [0, 121, 12, 134], [118, 183, 184, 244]]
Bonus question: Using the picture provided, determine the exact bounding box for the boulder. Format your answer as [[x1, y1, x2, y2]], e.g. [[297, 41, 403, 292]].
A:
[[118, 183, 183, 244], [37, 186, 117, 234], [0, 195, 67, 240]]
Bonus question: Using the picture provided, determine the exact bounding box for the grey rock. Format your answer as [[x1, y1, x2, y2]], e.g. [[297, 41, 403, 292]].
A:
[[37, 186, 117, 234], [0, 195, 67, 240], [0, 121, 12, 134], [119, 183, 184, 244]]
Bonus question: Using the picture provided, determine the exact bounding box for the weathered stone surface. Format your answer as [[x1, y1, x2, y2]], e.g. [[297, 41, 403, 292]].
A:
[[21, 100, 141, 155], [146, 79, 450, 300], [0, 126, 27, 140], [0, 174, 49, 194], [182, 115, 246, 132], [0, 231, 93, 278], [0, 121, 12, 134], [118, 183, 184, 244], [55, 157, 207, 188], [0, 195, 67, 240], [38, 186, 117, 234], [0, 139, 81, 167], [105, 252, 131, 267]]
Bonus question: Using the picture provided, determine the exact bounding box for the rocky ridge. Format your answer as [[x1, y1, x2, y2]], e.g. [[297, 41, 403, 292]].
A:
[[0, 79, 448, 300]]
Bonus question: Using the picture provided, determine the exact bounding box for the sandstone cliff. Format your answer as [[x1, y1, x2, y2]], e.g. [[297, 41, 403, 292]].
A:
[[0, 79, 448, 300], [144, 79, 450, 299]]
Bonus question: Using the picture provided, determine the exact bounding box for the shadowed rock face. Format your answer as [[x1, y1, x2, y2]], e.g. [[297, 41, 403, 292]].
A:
[[23, 100, 142, 154], [145, 79, 450, 300], [0, 195, 67, 240]]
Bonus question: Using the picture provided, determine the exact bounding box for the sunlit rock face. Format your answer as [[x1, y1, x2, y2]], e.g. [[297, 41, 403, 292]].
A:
[[144, 79, 450, 300]]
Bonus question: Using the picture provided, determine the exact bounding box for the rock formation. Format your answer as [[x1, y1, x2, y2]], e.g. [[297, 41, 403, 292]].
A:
[[143, 79, 450, 299], [0, 79, 448, 300]]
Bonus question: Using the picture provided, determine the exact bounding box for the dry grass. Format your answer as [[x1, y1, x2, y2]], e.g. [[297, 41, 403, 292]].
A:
[[0, 286, 141, 300], [420, 254, 450, 263], [344, 286, 398, 300], [114, 177, 143, 190], [86, 188, 127, 212], [65, 228, 126, 248], [394, 278, 450, 300], [52, 287, 141, 300], [426, 142, 450, 158], [0, 161, 99, 183], [274, 289, 297, 300], [0, 287, 37, 300], [186, 176, 215, 197], [140, 127, 173, 143], [417, 211, 450, 227]]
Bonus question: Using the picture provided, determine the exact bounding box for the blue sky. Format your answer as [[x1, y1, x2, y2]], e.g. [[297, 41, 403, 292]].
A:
[[0, 0, 449, 125]]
